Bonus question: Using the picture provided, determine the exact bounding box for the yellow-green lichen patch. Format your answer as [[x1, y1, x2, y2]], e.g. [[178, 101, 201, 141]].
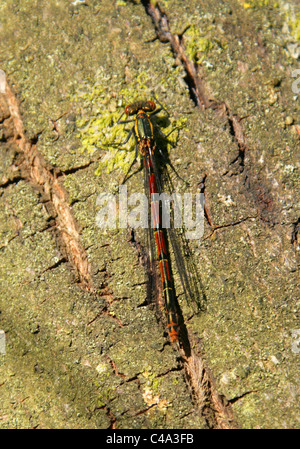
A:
[[184, 24, 228, 64], [139, 369, 171, 415], [141, 368, 163, 395], [240, 0, 279, 9], [288, 11, 300, 42], [72, 69, 187, 180]]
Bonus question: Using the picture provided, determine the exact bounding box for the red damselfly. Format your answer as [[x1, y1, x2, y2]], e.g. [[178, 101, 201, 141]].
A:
[[116, 99, 199, 344]]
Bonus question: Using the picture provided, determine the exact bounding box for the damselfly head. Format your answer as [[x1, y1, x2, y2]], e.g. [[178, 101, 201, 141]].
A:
[[124, 100, 156, 117], [144, 100, 156, 112]]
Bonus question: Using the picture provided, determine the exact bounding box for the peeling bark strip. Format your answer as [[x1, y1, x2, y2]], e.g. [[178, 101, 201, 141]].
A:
[[141, 1, 242, 428], [142, 0, 210, 108], [142, 1, 247, 144], [142, 0, 277, 225], [181, 348, 238, 429], [177, 329, 238, 429], [3, 81, 94, 290]]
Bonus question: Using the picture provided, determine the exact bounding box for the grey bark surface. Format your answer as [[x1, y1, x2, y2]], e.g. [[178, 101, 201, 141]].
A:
[[0, 0, 299, 429]]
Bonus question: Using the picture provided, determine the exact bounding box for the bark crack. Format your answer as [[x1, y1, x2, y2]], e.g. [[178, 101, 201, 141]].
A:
[[141, 0, 277, 227], [2, 82, 95, 292]]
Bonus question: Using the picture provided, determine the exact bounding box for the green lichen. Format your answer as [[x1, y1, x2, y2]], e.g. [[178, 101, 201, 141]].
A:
[[184, 25, 227, 64], [241, 0, 279, 9], [282, 6, 300, 44], [96, 387, 117, 408], [289, 12, 300, 42], [142, 369, 162, 394], [185, 26, 214, 63], [72, 69, 187, 178]]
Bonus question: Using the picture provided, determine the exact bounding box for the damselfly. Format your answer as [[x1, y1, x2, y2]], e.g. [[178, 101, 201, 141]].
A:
[[116, 99, 199, 344]]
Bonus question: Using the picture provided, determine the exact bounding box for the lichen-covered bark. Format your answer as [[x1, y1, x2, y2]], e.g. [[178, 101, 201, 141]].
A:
[[0, 0, 299, 429]]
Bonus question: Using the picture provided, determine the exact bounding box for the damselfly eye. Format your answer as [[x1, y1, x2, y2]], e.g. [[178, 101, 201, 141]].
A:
[[147, 100, 156, 111], [125, 105, 132, 116]]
